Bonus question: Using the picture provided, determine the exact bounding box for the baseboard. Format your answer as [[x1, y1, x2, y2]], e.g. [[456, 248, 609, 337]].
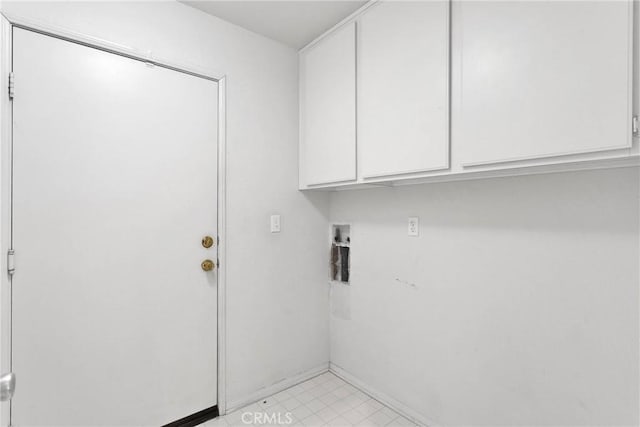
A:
[[329, 362, 438, 427], [225, 363, 329, 414]]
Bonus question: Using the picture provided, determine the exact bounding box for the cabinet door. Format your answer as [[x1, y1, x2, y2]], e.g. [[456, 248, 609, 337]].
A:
[[359, 1, 450, 179], [459, 1, 633, 167], [300, 22, 356, 186]]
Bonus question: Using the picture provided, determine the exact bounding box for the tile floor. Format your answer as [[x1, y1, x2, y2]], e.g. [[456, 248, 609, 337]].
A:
[[203, 372, 418, 426]]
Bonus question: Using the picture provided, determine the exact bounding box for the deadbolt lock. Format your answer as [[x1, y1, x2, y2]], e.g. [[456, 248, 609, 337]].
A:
[[202, 236, 214, 249], [201, 259, 215, 272]]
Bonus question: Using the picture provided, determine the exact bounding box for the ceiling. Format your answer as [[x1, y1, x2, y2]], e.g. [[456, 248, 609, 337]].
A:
[[180, 1, 367, 49]]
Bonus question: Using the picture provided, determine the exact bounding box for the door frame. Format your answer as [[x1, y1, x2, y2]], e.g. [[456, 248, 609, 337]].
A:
[[0, 13, 229, 426]]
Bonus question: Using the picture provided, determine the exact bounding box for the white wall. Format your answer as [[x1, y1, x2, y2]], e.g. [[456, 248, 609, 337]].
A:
[[329, 168, 639, 426], [0, 0, 330, 412], [3, 3, 638, 426]]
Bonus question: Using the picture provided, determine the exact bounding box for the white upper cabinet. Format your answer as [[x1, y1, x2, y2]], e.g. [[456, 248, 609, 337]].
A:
[[299, 0, 637, 190], [358, 1, 450, 178], [300, 22, 357, 187], [459, 1, 633, 167]]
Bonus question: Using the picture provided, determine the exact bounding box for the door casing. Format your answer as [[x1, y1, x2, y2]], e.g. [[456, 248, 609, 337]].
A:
[[0, 13, 229, 426]]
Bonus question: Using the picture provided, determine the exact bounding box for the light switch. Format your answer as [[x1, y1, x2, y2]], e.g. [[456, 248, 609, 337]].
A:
[[270, 215, 281, 233], [408, 217, 419, 236]]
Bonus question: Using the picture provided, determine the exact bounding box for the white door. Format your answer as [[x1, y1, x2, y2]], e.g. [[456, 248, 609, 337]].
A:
[[11, 28, 219, 426], [358, 0, 449, 179]]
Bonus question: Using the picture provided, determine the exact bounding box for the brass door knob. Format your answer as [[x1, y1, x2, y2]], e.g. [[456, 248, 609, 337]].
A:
[[201, 259, 215, 271], [202, 236, 214, 248]]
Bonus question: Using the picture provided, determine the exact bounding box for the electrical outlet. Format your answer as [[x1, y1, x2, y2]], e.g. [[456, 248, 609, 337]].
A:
[[270, 215, 281, 233], [408, 217, 419, 236]]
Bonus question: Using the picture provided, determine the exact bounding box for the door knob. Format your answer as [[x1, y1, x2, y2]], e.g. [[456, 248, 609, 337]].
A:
[[201, 259, 215, 271], [202, 236, 214, 248]]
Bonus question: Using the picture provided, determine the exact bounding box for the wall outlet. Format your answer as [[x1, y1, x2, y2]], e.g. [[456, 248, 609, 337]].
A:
[[408, 217, 419, 236], [270, 215, 281, 233]]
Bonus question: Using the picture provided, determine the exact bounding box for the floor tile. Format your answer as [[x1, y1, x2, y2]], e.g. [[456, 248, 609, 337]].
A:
[[318, 391, 340, 406], [365, 409, 394, 426], [288, 384, 305, 395], [341, 384, 359, 395], [331, 398, 354, 415], [386, 415, 417, 426], [281, 397, 303, 411], [348, 392, 370, 407], [325, 416, 351, 426], [258, 397, 280, 409], [362, 399, 384, 412], [308, 385, 328, 398], [220, 372, 414, 426], [316, 373, 333, 383], [305, 398, 327, 413], [222, 409, 246, 426], [333, 386, 354, 399], [296, 391, 315, 404], [290, 404, 314, 420], [299, 381, 316, 391], [316, 405, 340, 423], [201, 417, 228, 426], [322, 380, 342, 392], [264, 403, 287, 416], [272, 390, 293, 402], [378, 407, 399, 421], [342, 408, 368, 424], [301, 414, 324, 426]]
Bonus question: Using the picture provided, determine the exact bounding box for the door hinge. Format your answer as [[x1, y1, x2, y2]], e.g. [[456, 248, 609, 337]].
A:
[[7, 250, 15, 276], [633, 115, 638, 136], [8, 72, 14, 100]]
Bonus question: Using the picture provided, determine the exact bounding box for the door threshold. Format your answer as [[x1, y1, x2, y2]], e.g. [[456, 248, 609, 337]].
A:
[[162, 405, 219, 427]]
